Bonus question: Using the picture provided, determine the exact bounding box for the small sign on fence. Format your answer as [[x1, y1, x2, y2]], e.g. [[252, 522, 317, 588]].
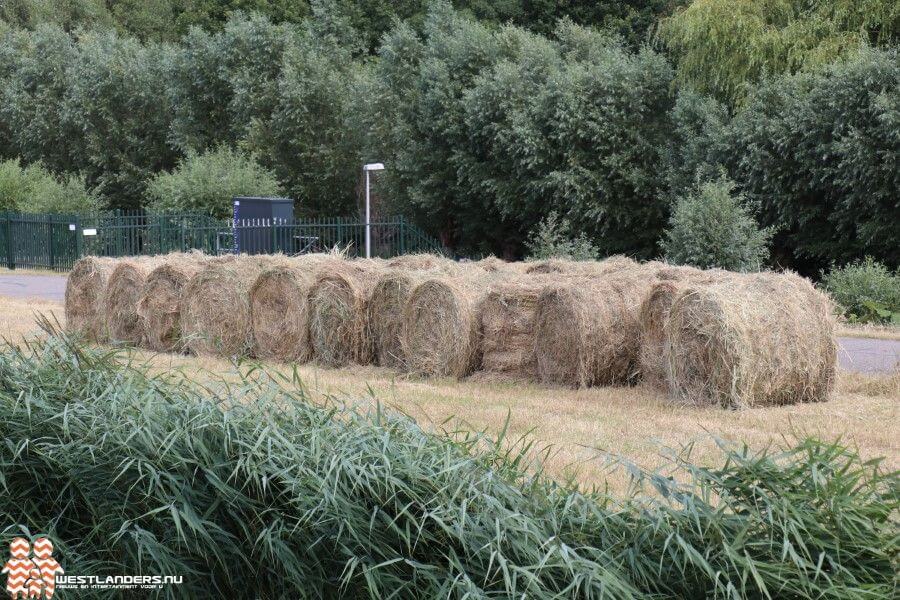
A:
[[83, 228, 98, 236]]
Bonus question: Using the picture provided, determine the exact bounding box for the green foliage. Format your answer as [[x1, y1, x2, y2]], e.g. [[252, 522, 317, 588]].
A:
[[0, 24, 84, 174], [658, 0, 900, 105], [63, 31, 178, 209], [0, 158, 100, 214], [367, 6, 675, 257], [662, 175, 771, 271], [0, 330, 897, 597], [664, 90, 729, 200], [0, 0, 116, 33], [725, 48, 900, 273], [146, 146, 282, 218], [525, 211, 600, 261], [822, 258, 900, 325]]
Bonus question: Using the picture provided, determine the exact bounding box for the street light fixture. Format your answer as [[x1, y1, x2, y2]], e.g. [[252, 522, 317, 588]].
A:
[[363, 163, 385, 258]]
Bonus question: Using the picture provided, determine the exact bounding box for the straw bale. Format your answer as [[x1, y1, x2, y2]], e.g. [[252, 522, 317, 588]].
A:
[[180, 255, 278, 356], [637, 267, 732, 387], [307, 260, 383, 367], [102, 256, 167, 345], [478, 275, 563, 380], [402, 273, 494, 378], [532, 275, 647, 387], [65, 256, 118, 341], [249, 253, 341, 362], [663, 272, 837, 408], [137, 252, 210, 352]]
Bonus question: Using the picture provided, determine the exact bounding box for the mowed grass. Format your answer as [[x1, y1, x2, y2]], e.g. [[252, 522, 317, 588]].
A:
[[3, 295, 898, 491]]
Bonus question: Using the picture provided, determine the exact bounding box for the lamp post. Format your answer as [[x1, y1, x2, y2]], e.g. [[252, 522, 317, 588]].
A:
[[363, 163, 384, 258]]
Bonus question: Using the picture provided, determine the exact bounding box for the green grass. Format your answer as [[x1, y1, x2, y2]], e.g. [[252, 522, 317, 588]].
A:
[[0, 325, 897, 598]]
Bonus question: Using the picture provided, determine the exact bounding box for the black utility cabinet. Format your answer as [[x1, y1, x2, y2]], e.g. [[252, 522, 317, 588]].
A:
[[232, 196, 294, 254]]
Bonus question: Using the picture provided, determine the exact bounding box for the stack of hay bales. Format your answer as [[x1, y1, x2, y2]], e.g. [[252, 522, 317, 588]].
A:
[[180, 255, 277, 356], [307, 260, 385, 367], [137, 252, 209, 353], [249, 254, 340, 363], [64, 256, 119, 341], [63, 250, 838, 410], [663, 272, 836, 408]]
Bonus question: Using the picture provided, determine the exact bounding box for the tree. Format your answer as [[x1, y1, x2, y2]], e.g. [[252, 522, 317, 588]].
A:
[[525, 211, 599, 261], [146, 146, 282, 218], [0, 158, 100, 214], [0, 25, 84, 175], [65, 31, 177, 209], [257, 21, 362, 215], [657, 0, 900, 105], [725, 48, 900, 272], [662, 175, 771, 271]]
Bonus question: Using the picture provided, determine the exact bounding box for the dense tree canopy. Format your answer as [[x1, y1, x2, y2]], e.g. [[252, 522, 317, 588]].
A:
[[658, 0, 900, 105], [0, 1, 896, 274]]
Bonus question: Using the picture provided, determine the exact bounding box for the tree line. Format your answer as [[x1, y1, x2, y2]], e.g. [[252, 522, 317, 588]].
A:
[[0, 1, 897, 274]]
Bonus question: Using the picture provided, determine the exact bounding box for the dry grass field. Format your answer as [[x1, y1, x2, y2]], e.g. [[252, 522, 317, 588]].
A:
[[3, 294, 898, 492]]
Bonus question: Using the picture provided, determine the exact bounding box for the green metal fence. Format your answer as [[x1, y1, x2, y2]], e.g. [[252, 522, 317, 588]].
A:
[[0, 211, 444, 271]]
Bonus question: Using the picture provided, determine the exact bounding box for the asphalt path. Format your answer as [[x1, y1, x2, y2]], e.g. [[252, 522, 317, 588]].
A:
[[0, 272, 897, 374]]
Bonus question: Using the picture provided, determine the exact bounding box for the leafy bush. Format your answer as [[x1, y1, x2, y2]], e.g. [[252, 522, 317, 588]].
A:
[[368, 8, 675, 257], [146, 146, 282, 218], [658, 0, 899, 105], [0, 330, 896, 598], [525, 211, 599, 261], [822, 258, 900, 325], [662, 175, 770, 271], [0, 158, 100, 213], [725, 48, 900, 274]]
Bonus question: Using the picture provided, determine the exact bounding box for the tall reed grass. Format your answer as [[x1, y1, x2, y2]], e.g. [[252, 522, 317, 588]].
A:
[[0, 324, 896, 598]]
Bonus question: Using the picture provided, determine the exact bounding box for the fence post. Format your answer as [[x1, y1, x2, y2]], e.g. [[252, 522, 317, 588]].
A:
[[271, 218, 278, 253], [4, 213, 13, 270], [47, 214, 55, 270], [399, 217, 406, 255], [74, 215, 83, 260]]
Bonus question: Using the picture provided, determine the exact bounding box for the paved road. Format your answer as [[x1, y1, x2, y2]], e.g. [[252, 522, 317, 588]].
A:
[[0, 273, 67, 302], [0, 272, 898, 374]]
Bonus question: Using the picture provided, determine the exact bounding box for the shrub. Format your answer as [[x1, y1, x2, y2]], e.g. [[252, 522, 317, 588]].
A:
[[822, 258, 900, 325], [662, 175, 771, 271], [146, 147, 282, 219], [0, 158, 100, 213], [726, 48, 900, 274], [0, 330, 897, 597], [525, 211, 599, 261]]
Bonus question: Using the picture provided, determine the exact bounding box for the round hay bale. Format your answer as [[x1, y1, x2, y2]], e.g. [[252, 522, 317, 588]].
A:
[[524, 255, 639, 277], [664, 272, 837, 408], [65, 256, 118, 341], [403, 275, 492, 378], [307, 261, 383, 367], [471, 256, 524, 274], [637, 268, 733, 387], [249, 254, 339, 363], [137, 252, 210, 353], [368, 271, 427, 369], [101, 256, 166, 345], [387, 253, 454, 271], [478, 275, 560, 380], [180, 255, 278, 357], [533, 275, 646, 388]]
